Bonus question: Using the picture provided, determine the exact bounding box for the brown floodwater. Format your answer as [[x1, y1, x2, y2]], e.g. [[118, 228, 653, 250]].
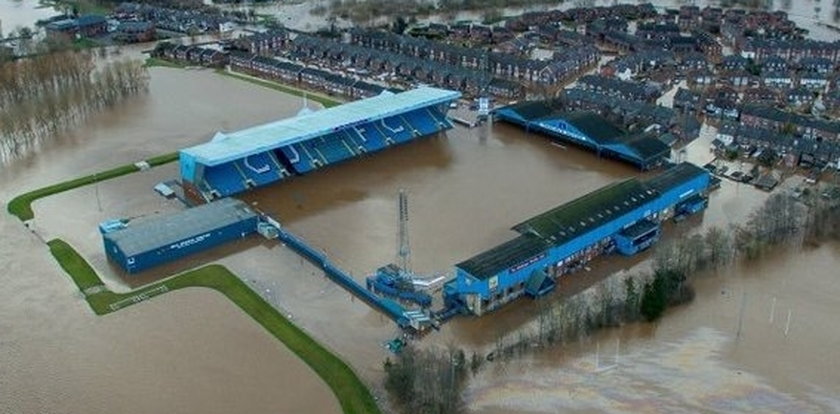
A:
[[4, 63, 838, 413], [241, 122, 638, 278], [0, 0, 61, 32], [257, 0, 840, 42], [0, 68, 340, 414], [464, 241, 840, 414]]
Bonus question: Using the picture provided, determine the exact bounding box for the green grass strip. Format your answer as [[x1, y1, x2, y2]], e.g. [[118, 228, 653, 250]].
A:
[[6, 152, 178, 222], [216, 69, 342, 108], [144, 57, 188, 69], [47, 239, 381, 414]]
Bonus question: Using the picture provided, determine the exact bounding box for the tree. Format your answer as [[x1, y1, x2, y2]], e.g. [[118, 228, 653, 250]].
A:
[[757, 148, 778, 167], [624, 276, 640, 321], [704, 226, 733, 269], [384, 348, 416, 407], [392, 16, 408, 34], [640, 274, 667, 322]]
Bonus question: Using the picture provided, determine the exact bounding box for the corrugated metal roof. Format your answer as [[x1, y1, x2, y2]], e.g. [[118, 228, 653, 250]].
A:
[[456, 163, 710, 280], [105, 198, 257, 257], [456, 235, 549, 280], [512, 178, 654, 243], [181, 87, 460, 166], [644, 162, 707, 194]]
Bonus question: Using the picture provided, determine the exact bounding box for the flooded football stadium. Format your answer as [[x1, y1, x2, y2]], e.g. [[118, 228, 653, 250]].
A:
[[2, 4, 840, 407]]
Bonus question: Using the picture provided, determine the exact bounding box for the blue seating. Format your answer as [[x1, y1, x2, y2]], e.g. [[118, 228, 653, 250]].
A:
[[203, 163, 247, 197], [340, 130, 363, 153], [381, 116, 414, 143], [206, 102, 454, 186], [354, 124, 387, 152], [304, 134, 355, 164], [427, 107, 453, 129], [236, 152, 284, 187], [329, 135, 352, 160], [279, 144, 316, 174], [404, 109, 438, 136]]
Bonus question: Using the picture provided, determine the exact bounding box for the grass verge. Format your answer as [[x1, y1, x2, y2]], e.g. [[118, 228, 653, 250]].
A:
[[144, 57, 188, 69], [6, 152, 178, 222], [216, 69, 342, 108], [47, 239, 381, 414]]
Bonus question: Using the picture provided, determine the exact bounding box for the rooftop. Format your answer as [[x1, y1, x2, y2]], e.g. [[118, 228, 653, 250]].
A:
[[512, 178, 654, 244], [455, 163, 709, 280], [456, 235, 549, 280], [181, 87, 460, 166], [644, 162, 708, 194], [104, 198, 257, 257]]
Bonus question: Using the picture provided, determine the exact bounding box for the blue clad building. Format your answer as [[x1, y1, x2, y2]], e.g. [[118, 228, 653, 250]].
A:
[[445, 162, 711, 316], [100, 198, 258, 274], [179, 87, 460, 202], [495, 101, 670, 170]]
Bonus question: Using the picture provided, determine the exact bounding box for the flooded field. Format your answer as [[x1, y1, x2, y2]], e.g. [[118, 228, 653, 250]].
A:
[[0, 68, 340, 414], [3, 60, 839, 413], [242, 122, 637, 278], [465, 242, 840, 414], [0, 0, 60, 32], [0, 213, 341, 414]]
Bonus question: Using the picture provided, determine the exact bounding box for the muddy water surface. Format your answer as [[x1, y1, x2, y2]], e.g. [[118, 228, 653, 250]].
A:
[[465, 242, 840, 414], [0, 68, 340, 414], [0, 0, 60, 32], [3, 60, 838, 414]]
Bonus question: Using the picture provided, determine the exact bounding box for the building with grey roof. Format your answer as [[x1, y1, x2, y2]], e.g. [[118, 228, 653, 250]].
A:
[[101, 198, 259, 274]]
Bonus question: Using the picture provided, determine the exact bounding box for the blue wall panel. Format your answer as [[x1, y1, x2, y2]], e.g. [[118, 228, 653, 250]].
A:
[[110, 216, 258, 274], [454, 170, 711, 302]]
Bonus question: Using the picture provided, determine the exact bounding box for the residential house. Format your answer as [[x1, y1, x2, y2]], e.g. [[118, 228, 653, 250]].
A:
[[824, 88, 840, 114], [687, 69, 714, 87], [743, 87, 780, 107], [233, 30, 288, 55], [799, 71, 830, 91], [786, 87, 815, 108], [678, 53, 710, 73], [673, 87, 702, 114], [577, 75, 661, 102], [762, 70, 794, 90], [721, 54, 749, 72], [46, 14, 107, 39], [601, 31, 641, 53], [740, 104, 840, 141], [678, 6, 701, 31], [114, 21, 155, 43], [761, 55, 788, 72], [199, 48, 226, 67], [694, 30, 722, 60], [799, 56, 834, 73], [487, 78, 524, 99], [724, 70, 752, 88]]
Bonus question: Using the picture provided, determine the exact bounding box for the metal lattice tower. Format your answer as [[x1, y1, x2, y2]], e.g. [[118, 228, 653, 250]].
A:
[[397, 189, 411, 274]]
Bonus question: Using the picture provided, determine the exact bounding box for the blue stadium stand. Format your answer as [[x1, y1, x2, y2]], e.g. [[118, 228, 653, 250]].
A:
[[180, 87, 461, 200], [203, 163, 248, 197], [236, 152, 287, 187], [353, 124, 387, 152]]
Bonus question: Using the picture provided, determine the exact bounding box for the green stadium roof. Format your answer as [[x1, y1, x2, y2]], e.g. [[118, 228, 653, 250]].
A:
[[512, 178, 656, 244], [561, 112, 624, 144], [455, 235, 549, 280], [455, 163, 709, 280], [645, 161, 708, 193]]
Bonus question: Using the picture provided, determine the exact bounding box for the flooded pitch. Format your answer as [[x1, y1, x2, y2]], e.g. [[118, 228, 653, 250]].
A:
[[2, 62, 839, 413], [0, 68, 340, 414]]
